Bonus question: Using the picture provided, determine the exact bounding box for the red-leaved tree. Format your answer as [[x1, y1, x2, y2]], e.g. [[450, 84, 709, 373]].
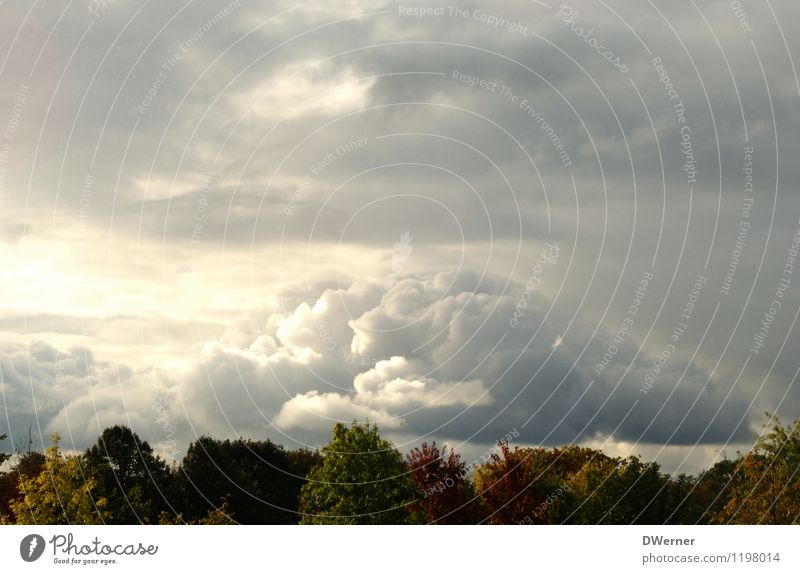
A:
[[474, 441, 559, 524], [406, 442, 481, 524]]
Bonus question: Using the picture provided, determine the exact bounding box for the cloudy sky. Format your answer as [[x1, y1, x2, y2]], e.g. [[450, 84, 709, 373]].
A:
[[1, 0, 799, 474]]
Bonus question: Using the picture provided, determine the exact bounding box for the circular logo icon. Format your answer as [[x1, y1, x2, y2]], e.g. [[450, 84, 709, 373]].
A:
[[20, 534, 46, 562]]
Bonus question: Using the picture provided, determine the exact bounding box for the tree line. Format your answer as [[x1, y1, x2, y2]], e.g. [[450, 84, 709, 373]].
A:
[[1, 417, 798, 524]]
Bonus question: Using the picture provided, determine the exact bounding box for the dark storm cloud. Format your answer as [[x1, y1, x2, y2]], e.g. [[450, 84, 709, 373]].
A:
[[1, 0, 799, 472]]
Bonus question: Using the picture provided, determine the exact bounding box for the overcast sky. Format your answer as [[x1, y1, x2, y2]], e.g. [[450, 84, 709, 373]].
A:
[[1, 0, 799, 474]]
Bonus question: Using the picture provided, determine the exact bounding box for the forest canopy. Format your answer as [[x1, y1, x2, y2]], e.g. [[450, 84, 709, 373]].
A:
[[1, 418, 798, 525]]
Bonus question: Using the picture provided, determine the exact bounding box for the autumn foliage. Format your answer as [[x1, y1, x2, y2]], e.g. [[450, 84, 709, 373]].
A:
[[2, 417, 800, 524], [406, 441, 481, 523], [711, 417, 800, 524]]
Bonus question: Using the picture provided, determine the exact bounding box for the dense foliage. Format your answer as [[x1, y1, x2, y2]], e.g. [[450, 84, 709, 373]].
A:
[[406, 441, 481, 523], [1, 418, 799, 524], [299, 422, 413, 524], [84, 426, 175, 524], [176, 435, 319, 524]]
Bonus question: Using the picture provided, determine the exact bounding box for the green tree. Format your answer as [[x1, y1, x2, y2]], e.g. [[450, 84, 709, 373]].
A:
[[660, 473, 702, 524], [177, 436, 306, 524], [15, 451, 46, 479], [299, 421, 413, 524], [558, 454, 675, 524], [11, 433, 109, 524], [83, 425, 176, 524], [687, 458, 738, 523]]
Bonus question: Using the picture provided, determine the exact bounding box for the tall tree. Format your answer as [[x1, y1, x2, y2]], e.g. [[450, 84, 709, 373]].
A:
[[558, 454, 676, 524], [664, 459, 738, 525], [178, 436, 307, 524], [299, 421, 413, 524], [406, 441, 481, 523], [474, 442, 562, 524], [83, 425, 175, 524]]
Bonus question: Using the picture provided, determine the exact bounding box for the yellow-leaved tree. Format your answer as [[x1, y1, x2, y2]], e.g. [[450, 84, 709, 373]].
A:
[[713, 417, 800, 524], [11, 433, 110, 524]]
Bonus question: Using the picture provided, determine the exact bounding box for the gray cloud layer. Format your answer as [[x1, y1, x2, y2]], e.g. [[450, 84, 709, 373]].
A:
[[1, 0, 799, 473]]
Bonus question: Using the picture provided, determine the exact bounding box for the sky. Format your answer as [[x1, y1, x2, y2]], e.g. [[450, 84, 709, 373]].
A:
[[1, 0, 799, 475]]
